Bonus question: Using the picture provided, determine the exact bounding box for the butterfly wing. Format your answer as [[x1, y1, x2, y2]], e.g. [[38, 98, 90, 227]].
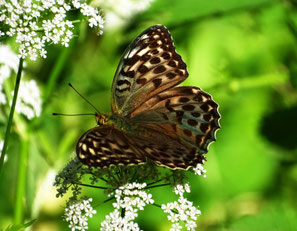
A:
[[76, 124, 204, 170], [129, 86, 220, 167], [128, 124, 206, 169], [76, 125, 146, 168], [111, 25, 188, 117]]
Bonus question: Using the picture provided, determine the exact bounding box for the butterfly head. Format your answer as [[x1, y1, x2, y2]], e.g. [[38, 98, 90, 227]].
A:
[[95, 113, 109, 125]]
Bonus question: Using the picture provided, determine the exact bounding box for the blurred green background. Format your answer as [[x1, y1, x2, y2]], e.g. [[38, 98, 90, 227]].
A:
[[1, 0, 297, 230]]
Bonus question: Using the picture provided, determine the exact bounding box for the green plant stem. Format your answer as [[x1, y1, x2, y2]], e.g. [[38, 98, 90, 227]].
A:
[[145, 183, 171, 189], [147, 179, 162, 186], [152, 203, 179, 214], [121, 208, 126, 218], [76, 183, 109, 190], [94, 196, 115, 208], [14, 135, 29, 224], [0, 58, 24, 176]]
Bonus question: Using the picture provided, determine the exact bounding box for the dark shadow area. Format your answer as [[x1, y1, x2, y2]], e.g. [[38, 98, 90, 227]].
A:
[[261, 106, 297, 150]]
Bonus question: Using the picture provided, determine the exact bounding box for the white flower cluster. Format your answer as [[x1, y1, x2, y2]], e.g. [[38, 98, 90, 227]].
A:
[[0, 140, 8, 162], [0, 44, 19, 104], [64, 198, 97, 231], [162, 184, 201, 231], [0, 0, 104, 61], [0, 140, 3, 152], [0, 44, 41, 119], [13, 80, 42, 119], [193, 163, 207, 178], [101, 182, 154, 231]]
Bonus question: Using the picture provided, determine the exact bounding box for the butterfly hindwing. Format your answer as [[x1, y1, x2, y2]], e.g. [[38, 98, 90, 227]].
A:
[[130, 86, 220, 158], [76, 124, 205, 170], [127, 124, 206, 169], [76, 126, 146, 168]]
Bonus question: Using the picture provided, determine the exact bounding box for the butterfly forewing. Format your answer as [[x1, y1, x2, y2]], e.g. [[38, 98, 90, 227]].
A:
[[111, 25, 188, 117]]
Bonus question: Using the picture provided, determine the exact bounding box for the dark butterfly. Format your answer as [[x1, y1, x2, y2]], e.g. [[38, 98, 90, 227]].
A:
[[76, 25, 220, 170]]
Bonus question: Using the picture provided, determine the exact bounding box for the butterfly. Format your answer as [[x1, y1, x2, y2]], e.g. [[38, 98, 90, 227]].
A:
[[76, 25, 220, 170]]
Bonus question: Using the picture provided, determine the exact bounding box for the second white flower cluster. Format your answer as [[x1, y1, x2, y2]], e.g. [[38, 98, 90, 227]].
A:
[[65, 198, 97, 231], [65, 182, 201, 231], [101, 182, 154, 231]]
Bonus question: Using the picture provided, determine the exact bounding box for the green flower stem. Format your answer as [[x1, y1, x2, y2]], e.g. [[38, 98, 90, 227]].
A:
[[94, 197, 115, 208], [0, 58, 24, 176], [145, 183, 171, 189], [146, 179, 162, 186], [14, 135, 29, 224], [152, 203, 179, 214], [77, 183, 109, 190]]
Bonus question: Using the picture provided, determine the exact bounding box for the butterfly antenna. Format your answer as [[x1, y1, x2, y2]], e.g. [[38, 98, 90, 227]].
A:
[[52, 113, 95, 116], [68, 83, 100, 113]]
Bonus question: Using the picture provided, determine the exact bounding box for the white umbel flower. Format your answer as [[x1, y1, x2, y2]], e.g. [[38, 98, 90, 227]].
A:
[[64, 198, 96, 231], [0, 44, 19, 104], [0, 0, 104, 60], [0, 44, 19, 75], [193, 164, 207, 178], [12, 80, 42, 119], [162, 184, 201, 231], [0, 140, 8, 162], [101, 182, 154, 231]]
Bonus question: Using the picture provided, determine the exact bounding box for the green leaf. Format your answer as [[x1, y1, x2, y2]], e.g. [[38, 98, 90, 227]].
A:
[[3, 219, 36, 231]]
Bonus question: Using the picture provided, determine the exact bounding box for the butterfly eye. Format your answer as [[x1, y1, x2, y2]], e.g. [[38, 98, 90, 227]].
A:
[[95, 114, 109, 125]]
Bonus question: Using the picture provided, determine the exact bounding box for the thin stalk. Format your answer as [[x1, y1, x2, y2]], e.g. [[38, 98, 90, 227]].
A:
[[14, 135, 29, 224], [94, 196, 115, 208], [76, 183, 109, 190], [152, 203, 162, 209], [146, 179, 162, 186], [121, 208, 126, 218], [152, 203, 178, 214], [99, 177, 108, 183], [145, 183, 171, 189], [0, 58, 24, 175]]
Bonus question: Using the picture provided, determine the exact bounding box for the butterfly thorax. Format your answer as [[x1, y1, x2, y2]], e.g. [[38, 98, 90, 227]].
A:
[[96, 113, 132, 133]]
